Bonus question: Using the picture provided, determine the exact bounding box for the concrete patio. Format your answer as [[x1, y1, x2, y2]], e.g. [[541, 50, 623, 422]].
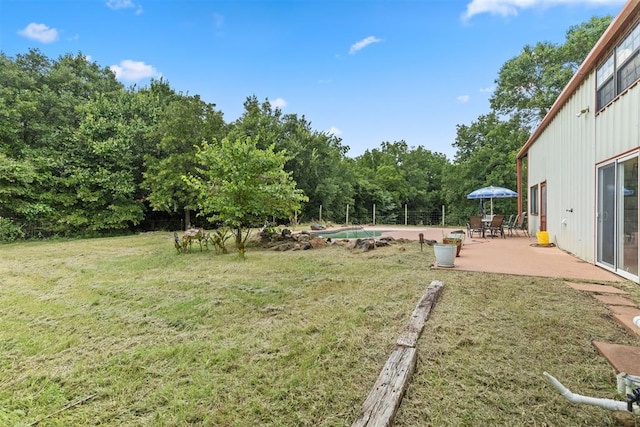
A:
[[366, 225, 621, 281]]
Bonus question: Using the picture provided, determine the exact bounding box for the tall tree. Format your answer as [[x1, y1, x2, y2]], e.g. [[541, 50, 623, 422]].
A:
[[490, 16, 611, 127], [143, 89, 226, 229], [185, 137, 308, 257], [0, 49, 126, 235], [402, 146, 449, 224], [351, 141, 449, 224], [65, 89, 151, 232], [228, 96, 355, 223], [445, 114, 529, 224]]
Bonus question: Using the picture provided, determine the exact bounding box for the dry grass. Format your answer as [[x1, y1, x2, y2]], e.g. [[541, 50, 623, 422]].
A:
[[0, 232, 638, 426], [396, 271, 640, 426]]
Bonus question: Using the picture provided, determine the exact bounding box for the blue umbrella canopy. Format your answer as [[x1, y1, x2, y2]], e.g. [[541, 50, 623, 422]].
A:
[[467, 186, 518, 216]]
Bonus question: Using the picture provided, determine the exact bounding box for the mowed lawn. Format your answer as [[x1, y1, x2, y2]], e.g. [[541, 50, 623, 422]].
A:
[[0, 232, 639, 426]]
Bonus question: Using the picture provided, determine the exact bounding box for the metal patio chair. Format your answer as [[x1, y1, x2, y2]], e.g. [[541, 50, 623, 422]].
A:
[[467, 215, 485, 238], [487, 214, 505, 238]]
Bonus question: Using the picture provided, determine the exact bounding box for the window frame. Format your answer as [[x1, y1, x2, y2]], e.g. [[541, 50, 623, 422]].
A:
[[529, 185, 539, 216], [596, 21, 640, 111]]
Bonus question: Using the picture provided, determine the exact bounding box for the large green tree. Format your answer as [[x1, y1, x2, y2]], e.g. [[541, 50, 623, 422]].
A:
[[185, 137, 308, 257], [143, 85, 226, 230], [445, 114, 530, 224], [228, 96, 355, 223], [66, 89, 151, 232], [448, 16, 612, 226], [0, 49, 127, 235], [490, 15, 612, 126], [351, 141, 448, 225]]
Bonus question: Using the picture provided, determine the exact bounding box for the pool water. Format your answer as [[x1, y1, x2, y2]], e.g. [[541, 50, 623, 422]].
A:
[[313, 228, 384, 239]]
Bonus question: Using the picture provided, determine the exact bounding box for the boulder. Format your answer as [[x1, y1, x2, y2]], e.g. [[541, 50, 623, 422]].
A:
[[309, 237, 328, 249]]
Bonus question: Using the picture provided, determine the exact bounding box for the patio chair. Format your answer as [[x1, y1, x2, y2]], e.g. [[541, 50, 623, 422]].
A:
[[487, 214, 505, 238], [513, 212, 529, 236], [502, 214, 514, 235], [505, 214, 518, 236], [467, 215, 484, 238]]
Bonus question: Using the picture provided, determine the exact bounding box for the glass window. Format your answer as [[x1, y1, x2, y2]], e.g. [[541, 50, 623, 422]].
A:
[[597, 54, 614, 88], [530, 185, 539, 215], [597, 78, 615, 109], [596, 22, 640, 110], [617, 24, 640, 65], [618, 50, 640, 92], [596, 24, 640, 110]]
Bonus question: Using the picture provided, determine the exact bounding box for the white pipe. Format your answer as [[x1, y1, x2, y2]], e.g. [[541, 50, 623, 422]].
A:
[[544, 372, 639, 414]]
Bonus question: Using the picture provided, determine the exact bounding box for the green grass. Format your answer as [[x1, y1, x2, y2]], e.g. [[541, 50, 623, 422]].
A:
[[0, 232, 639, 426]]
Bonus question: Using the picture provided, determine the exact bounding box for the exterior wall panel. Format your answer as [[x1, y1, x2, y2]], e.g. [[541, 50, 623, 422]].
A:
[[528, 77, 597, 262], [595, 87, 640, 161]]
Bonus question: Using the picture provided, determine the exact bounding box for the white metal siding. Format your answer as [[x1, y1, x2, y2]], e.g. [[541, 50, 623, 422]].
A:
[[528, 78, 640, 265], [594, 86, 640, 160], [528, 77, 598, 262]]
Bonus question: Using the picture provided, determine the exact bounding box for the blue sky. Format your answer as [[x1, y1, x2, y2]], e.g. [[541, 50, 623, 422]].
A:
[[0, 0, 628, 159]]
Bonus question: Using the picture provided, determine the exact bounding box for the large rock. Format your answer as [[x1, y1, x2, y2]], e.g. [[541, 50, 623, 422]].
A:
[[309, 237, 328, 249]]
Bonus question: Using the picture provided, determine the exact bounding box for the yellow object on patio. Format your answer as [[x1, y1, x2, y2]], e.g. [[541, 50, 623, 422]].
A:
[[536, 231, 549, 245]]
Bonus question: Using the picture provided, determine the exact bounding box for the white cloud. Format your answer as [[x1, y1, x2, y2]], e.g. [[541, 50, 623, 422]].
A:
[[272, 98, 287, 109], [18, 23, 59, 43], [106, 0, 143, 14], [110, 60, 161, 81], [349, 36, 382, 54], [480, 86, 494, 93], [457, 95, 471, 103], [328, 126, 342, 136], [462, 0, 626, 21], [106, 0, 133, 9]]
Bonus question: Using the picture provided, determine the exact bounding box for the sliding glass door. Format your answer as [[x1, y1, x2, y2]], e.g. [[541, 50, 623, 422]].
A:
[[597, 163, 615, 268], [597, 155, 638, 280]]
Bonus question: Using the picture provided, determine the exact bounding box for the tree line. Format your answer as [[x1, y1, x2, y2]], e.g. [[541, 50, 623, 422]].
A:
[[0, 16, 611, 241]]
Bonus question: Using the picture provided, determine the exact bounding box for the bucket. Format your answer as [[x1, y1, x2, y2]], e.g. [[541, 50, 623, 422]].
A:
[[443, 238, 462, 256], [448, 232, 466, 244], [536, 231, 549, 245], [434, 243, 456, 267]]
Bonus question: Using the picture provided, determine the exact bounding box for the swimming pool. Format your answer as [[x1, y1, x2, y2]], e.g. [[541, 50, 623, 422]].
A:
[[311, 227, 385, 239]]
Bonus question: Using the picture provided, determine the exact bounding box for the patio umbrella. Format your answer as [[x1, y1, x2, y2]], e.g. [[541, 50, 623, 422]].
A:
[[466, 185, 518, 216]]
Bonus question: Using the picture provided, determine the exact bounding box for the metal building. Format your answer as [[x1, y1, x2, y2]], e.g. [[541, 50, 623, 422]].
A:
[[517, 0, 640, 283]]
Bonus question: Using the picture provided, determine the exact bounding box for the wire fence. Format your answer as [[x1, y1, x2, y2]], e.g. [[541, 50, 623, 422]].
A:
[[315, 204, 448, 227]]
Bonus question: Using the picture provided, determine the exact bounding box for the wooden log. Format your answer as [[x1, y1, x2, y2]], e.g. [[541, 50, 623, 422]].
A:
[[352, 281, 445, 427], [396, 281, 444, 348], [351, 346, 417, 427]]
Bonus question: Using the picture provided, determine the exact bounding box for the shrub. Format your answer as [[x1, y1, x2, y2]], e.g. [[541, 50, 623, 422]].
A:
[[0, 217, 25, 242]]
